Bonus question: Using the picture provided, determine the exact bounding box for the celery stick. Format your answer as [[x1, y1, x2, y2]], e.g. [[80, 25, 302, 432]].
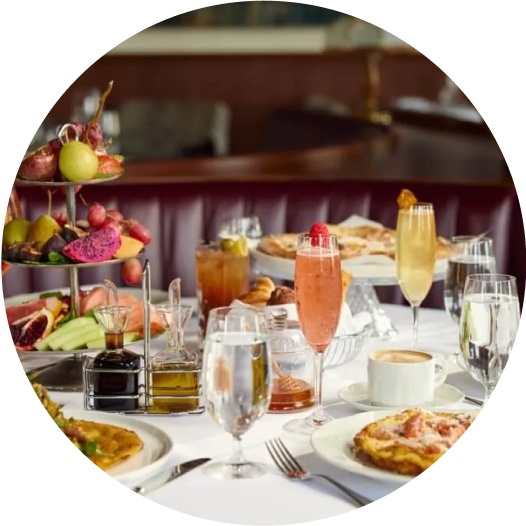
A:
[[49, 320, 97, 351], [36, 318, 95, 351], [62, 326, 104, 350]]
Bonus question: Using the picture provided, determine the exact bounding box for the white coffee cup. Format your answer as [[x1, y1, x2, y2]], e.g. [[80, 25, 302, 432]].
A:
[[367, 350, 447, 407]]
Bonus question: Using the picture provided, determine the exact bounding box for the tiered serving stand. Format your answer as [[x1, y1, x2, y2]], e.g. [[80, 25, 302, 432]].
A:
[[7, 173, 141, 392], [251, 248, 447, 340]]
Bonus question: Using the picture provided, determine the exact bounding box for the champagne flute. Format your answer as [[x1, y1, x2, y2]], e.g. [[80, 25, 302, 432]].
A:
[[202, 306, 272, 479], [284, 233, 342, 436], [396, 203, 437, 349], [444, 236, 496, 324], [459, 274, 520, 404]]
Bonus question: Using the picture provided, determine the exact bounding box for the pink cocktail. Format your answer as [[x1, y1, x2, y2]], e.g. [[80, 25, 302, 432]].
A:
[[296, 250, 342, 352], [286, 226, 342, 435]]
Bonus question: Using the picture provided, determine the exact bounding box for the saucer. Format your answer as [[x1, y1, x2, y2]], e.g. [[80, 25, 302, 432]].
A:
[[337, 382, 465, 412]]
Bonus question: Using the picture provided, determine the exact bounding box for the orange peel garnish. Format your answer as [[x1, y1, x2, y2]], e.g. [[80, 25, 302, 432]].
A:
[[397, 189, 418, 210]]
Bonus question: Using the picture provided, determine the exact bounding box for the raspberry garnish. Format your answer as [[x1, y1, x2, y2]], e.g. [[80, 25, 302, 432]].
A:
[[309, 222, 330, 247]]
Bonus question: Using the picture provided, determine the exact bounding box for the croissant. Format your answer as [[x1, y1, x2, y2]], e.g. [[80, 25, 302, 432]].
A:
[[238, 276, 276, 307]]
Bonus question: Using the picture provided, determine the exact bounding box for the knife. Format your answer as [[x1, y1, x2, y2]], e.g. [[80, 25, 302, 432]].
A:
[[133, 458, 210, 495]]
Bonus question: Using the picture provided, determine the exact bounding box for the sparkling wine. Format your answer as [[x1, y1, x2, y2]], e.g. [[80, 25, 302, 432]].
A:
[[444, 255, 497, 324]]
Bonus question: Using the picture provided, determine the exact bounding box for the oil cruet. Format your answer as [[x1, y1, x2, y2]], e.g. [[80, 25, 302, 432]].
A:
[[149, 278, 202, 414]]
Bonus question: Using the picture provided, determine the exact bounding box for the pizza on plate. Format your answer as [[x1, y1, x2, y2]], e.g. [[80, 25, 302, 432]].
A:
[[353, 408, 475, 476], [257, 225, 451, 261]]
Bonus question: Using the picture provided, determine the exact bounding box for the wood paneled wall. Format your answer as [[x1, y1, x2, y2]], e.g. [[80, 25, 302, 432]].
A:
[[47, 52, 446, 154]]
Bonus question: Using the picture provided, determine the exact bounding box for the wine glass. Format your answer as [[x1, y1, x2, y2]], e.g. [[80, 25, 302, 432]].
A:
[[444, 236, 496, 324], [396, 203, 437, 349], [459, 274, 520, 404], [218, 216, 262, 244], [284, 233, 342, 436], [202, 306, 272, 479]]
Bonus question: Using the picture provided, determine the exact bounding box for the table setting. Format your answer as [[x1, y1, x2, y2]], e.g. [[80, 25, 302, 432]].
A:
[[12, 188, 520, 525]]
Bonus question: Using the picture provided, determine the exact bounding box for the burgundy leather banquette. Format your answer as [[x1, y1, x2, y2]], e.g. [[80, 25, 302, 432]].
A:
[[3, 179, 524, 309]]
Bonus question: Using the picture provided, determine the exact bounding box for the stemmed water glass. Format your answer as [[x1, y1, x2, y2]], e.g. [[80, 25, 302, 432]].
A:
[[396, 203, 437, 349], [219, 216, 262, 244], [202, 306, 272, 479], [284, 233, 342, 436], [444, 236, 496, 324], [459, 274, 520, 404]]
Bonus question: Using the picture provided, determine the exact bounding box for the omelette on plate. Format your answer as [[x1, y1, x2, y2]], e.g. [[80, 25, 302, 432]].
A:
[[353, 408, 475, 476], [32, 382, 143, 471]]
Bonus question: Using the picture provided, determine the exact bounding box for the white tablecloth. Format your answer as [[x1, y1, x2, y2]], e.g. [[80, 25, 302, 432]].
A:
[[21, 304, 483, 525]]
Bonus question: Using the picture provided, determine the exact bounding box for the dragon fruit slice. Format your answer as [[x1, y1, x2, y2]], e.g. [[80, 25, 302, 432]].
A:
[[63, 227, 121, 263]]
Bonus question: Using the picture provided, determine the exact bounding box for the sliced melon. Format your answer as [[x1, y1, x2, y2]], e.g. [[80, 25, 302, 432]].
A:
[[35, 317, 95, 351], [113, 235, 144, 259], [85, 332, 140, 349]]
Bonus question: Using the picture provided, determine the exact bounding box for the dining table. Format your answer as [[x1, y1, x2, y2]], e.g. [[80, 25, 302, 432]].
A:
[[19, 302, 483, 525]]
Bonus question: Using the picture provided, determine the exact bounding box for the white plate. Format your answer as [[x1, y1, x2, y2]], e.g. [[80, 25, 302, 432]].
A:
[[66, 409, 173, 486], [338, 382, 465, 412], [251, 248, 447, 284], [310, 408, 479, 484]]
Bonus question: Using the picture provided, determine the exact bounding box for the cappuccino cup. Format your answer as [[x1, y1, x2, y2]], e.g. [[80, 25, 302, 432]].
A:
[[368, 350, 447, 407]]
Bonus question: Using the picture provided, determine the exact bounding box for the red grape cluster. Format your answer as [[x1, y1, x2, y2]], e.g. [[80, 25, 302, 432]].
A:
[[47, 120, 104, 154], [87, 202, 151, 245]]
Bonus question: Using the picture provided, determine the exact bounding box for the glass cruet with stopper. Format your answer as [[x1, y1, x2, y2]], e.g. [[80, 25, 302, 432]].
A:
[[149, 278, 201, 414], [92, 304, 140, 412]]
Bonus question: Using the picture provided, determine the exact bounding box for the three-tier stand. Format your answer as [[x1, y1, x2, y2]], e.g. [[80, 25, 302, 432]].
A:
[[8, 173, 140, 392]]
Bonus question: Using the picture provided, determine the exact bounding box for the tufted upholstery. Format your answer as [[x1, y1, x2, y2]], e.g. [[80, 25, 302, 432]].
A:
[[4, 180, 524, 309]]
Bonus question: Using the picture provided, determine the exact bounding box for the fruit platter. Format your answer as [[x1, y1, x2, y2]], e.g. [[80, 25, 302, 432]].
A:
[[8, 286, 164, 355], [17, 81, 123, 185], [3, 199, 148, 268]]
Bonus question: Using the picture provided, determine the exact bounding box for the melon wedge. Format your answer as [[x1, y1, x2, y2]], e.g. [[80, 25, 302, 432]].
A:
[[35, 317, 95, 351]]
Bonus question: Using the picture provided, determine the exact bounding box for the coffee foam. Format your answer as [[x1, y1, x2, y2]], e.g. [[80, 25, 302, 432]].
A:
[[372, 350, 431, 364]]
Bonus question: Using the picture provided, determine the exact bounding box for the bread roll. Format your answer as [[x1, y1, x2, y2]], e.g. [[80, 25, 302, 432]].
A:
[[238, 276, 275, 307], [267, 286, 295, 306]]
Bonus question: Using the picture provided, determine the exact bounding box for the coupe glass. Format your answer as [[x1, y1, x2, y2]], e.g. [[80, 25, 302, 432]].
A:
[[444, 236, 496, 324], [284, 233, 342, 436], [459, 274, 520, 404], [202, 306, 272, 479], [396, 203, 437, 349]]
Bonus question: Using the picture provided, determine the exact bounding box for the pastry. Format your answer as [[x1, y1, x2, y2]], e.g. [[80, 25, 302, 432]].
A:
[[238, 276, 275, 307], [267, 286, 295, 306]]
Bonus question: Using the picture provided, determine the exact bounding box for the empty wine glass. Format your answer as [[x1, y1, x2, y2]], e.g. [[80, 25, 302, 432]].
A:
[[218, 216, 262, 244], [444, 236, 496, 324], [202, 306, 272, 479], [459, 274, 520, 404]]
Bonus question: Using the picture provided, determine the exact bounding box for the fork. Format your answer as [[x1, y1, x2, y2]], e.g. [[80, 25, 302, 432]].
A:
[[265, 438, 372, 508]]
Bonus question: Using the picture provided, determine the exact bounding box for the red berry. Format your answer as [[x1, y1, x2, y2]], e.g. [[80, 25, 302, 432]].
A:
[[129, 222, 151, 245], [308, 222, 330, 247], [52, 212, 67, 228], [106, 209, 124, 222], [48, 138, 62, 154], [100, 218, 122, 233], [87, 203, 106, 228], [122, 258, 142, 285]]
